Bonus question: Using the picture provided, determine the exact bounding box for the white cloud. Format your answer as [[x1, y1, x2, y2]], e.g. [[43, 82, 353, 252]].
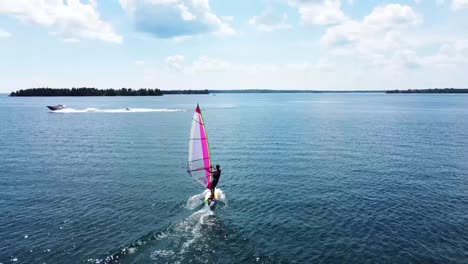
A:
[[141, 55, 340, 90], [63, 38, 80, 43], [436, 0, 468, 10], [153, 47, 467, 90], [0, 28, 11, 38], [163, 55, 332, 75], [316, 1, 468, 75], [451, 0, 468, 10], [171, 35, 192, 42], [120, 0, 234, 38], [221, 16, 234, 22], [190, 55, 231, 73], [284, 62, 314, 71], [422, 39, 468, 68], [249, 10, 291, 32], [363, 4, 422, 29], [135, 60, 145, 65], [289, 0, 348, 26], [166, 55, 231, 73], [0, 0, 121, 43], [320, 20, 361, 47], [321, 4, 424, 69], [454, 39, 468, 51], [166, 55, 186, 71], [392, 49, 422, 69]]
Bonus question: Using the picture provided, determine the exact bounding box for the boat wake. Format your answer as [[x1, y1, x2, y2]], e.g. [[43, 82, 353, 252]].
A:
[[50, 108, 185, 113], [88, 190, 227, 264]]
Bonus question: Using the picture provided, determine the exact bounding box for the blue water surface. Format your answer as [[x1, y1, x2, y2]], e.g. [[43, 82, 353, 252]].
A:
[[0, 93, 467, 263]]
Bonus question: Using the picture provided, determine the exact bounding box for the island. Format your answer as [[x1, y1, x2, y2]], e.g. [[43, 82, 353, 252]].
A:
[[9, 88, 209, 96], [162, 90, 209, 95], [386, 88, 468, 94]]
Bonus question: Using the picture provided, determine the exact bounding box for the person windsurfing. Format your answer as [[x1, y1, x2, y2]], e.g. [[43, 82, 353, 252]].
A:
[[208, 164, 221, 200]]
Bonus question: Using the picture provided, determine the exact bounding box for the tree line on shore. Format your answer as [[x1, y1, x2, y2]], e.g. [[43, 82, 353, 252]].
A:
[[9, 87, 209, 96], [386, 88, 468, 94]]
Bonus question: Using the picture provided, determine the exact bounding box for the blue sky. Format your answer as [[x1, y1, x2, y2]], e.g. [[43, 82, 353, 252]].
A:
[[0, 0, 467, 92]]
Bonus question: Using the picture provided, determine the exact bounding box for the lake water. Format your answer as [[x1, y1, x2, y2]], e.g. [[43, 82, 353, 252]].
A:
[[0, 93, 467, 263]]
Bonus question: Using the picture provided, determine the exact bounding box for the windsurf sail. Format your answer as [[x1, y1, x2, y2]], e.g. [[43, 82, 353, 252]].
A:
[[188, 105, 212, 189]]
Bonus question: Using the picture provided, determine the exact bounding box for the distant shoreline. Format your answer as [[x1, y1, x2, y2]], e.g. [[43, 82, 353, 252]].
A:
[[212, 88, 468, 94], [386, 88, 468, 94], [209, 89, 385, 93], [5, 88, 468, 96], [9, 88, 209, 97]]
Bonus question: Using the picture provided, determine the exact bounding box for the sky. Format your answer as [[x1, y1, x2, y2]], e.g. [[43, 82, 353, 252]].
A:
[[0, 0, 467, 92]]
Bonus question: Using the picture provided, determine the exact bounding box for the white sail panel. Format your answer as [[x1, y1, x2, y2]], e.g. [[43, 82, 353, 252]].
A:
[[187, 105, 212, 188]]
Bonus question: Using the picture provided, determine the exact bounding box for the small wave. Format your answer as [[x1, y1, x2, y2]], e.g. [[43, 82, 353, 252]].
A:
[[90, 190, 226, 263], [89, 208, 217, 263], [51, 108, 185, 113], [168, 207, 215, 258], [150, 249, 174, 259]]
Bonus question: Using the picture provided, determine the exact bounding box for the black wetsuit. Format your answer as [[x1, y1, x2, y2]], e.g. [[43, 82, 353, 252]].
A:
[[211, 169, 221, 188]]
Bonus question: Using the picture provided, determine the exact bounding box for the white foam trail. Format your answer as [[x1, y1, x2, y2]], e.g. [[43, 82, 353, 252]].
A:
[[184, 189, 226, 210], [51, 108, 185, 113], [150, 206, 214, 262], [150, 250, 175, 259], [176, 207, 214, 255], [184, 191, 207, 210], [150, 189, 227, 262], [149, 189, 227, 262], [214, 188, 226, 202]]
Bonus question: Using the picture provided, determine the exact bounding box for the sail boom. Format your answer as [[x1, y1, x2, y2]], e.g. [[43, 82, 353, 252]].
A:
[[189, 157, 210, 162]]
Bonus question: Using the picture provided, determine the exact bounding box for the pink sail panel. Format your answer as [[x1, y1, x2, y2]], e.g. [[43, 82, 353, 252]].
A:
[[198, 113, 212, 188], [187, 105, 212, 188]]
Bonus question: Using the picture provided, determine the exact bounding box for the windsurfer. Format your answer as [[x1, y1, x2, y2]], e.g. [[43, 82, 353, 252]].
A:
[[208, 164, 221, 200]]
